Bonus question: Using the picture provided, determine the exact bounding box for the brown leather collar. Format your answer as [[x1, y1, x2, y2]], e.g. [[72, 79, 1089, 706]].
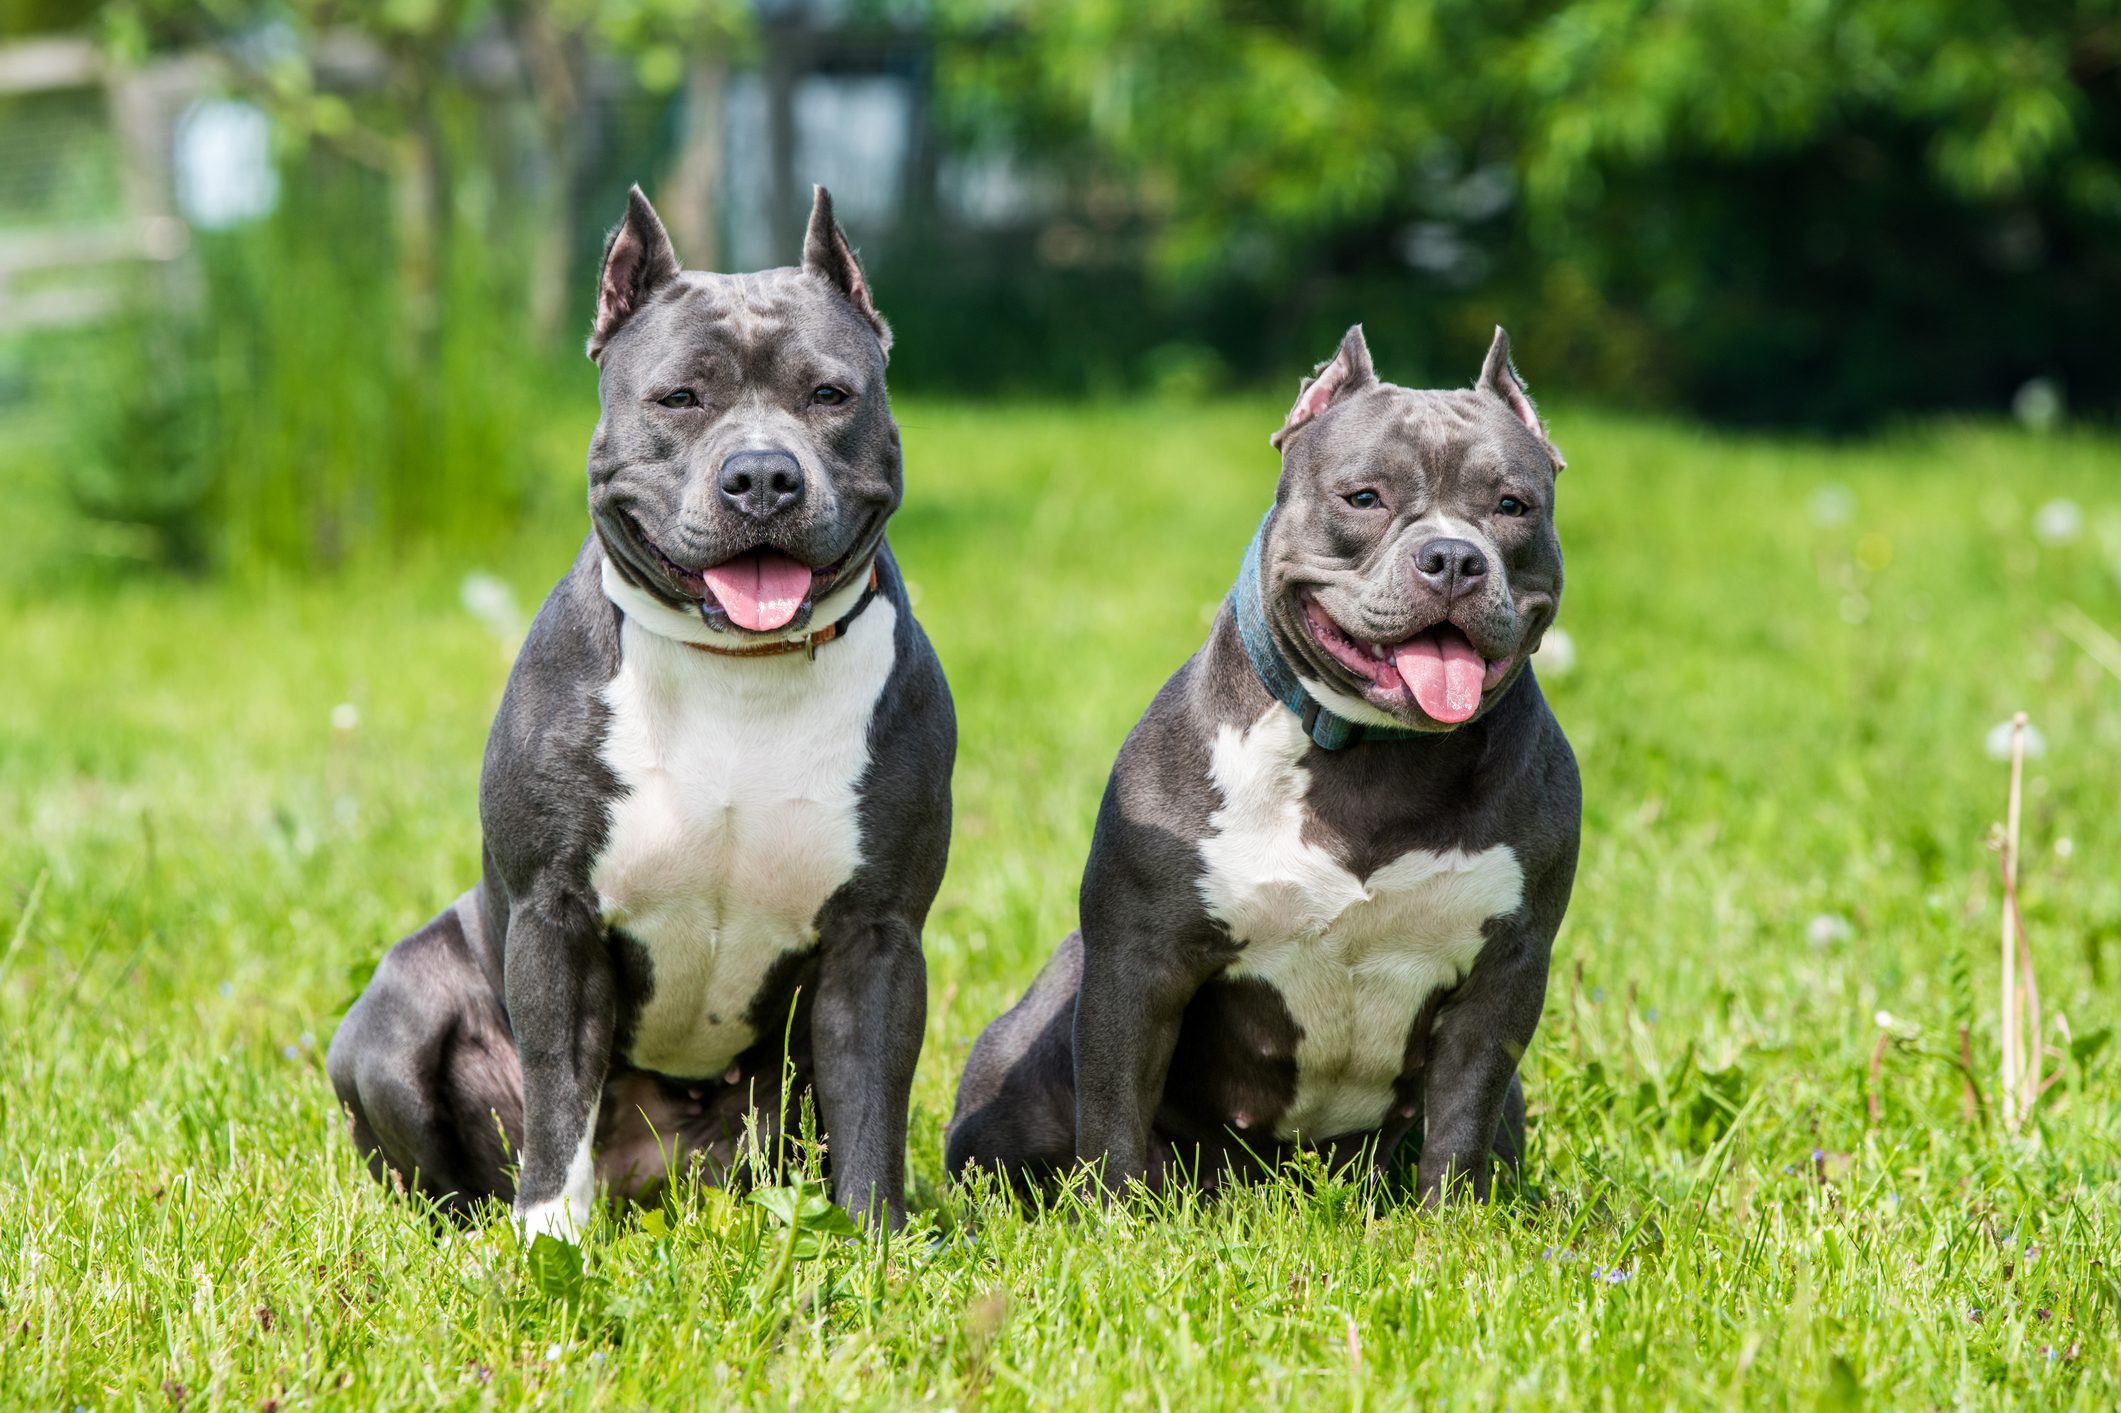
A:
[[683, 563, 882, 660]]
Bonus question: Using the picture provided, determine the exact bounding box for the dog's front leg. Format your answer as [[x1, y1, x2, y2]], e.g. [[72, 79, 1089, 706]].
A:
[[1071, 935, 1203, 1193], [813, 916, 926, 1228], [503, 886, 616, 1244], [1415, 928, 1551, 1207]]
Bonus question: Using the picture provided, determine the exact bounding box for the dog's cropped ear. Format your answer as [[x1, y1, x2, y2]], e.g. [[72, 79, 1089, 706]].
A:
[[803, 185, 892, 357], [589, 185, 682, 363], [1271, 324, 1374, 451], [1478, 326, 1564, 472]]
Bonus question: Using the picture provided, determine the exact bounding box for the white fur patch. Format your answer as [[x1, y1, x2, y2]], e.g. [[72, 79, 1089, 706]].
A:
[[517, 1125, 596, 1245], [1197, 706, 1524, 1140], [1295, 672, 1414, 732], [590, 574, 896, 1079]]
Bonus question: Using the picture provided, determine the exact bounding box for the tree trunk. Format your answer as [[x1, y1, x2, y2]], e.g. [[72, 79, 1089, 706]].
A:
[[526, 120, 576, 347], [393, 68, 451, 365], [510, 1, 586, 348], [394, 121, 439, 353], [661, 55, 728, 272], [763, 23, 802, 260]]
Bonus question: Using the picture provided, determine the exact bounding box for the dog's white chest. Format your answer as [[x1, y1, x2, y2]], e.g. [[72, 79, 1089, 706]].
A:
[[590, 601, 897, 1078], [1196, 707, 1524, 1140]]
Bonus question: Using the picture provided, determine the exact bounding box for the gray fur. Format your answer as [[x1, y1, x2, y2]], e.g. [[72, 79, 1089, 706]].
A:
[[947, 327, 1579, 1204], [330, 186, 952, 1230]]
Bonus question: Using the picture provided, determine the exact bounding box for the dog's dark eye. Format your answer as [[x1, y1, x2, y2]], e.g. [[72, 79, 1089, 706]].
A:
[[657, 389, 697, 409], [1345, 490, 1382, 510], [1498, 496, 1528, 517], [812, 385, 847, 406]]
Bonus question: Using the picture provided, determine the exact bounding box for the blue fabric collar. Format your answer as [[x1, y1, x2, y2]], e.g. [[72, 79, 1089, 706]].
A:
[[1231, 512, 1419, 751]]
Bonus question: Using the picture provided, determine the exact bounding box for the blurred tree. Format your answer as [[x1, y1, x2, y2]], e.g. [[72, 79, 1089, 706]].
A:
[[937, 0, 2121, 420], [23, 0, 2120, 432], [0, 0, 90, 36], [62, 0, 748, 568], [98, 0, 749, 343]]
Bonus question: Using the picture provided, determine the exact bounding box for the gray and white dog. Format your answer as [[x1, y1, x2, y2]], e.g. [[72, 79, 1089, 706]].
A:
[[329, 186, 952, 1238], [946, 326, 1578, 1204]]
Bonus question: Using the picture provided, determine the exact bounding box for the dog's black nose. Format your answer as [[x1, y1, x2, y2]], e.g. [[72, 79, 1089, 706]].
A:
[[718, 449, 805, 520], [1414, 537, 1488, 599]]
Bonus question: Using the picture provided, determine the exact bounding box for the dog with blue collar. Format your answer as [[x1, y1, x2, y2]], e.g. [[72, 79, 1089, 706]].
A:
[[948, 325, 1579, 1204]]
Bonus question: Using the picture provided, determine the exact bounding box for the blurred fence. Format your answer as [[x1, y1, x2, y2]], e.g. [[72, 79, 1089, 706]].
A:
[[0, 36, 193, 332], [0, 19, 1039, 327]]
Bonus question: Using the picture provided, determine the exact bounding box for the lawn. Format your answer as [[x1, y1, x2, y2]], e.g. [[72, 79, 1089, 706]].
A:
[[2, 397, 2119, 1408]]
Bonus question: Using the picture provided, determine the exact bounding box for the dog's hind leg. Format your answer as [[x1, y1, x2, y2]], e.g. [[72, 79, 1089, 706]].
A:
[[944, 932, 1084, 1198], [328, 891, 522, 1218]]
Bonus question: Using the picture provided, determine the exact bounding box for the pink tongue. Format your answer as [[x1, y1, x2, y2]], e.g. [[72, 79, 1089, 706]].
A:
[[702, 551, 814, 632], [1391, 628, 1486, 724]]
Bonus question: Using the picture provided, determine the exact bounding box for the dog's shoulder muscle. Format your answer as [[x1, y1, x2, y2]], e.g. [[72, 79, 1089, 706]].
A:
[[480, 536, 625, 905], [823, 544, 956, 930], [1078, 606, 1264, 959]]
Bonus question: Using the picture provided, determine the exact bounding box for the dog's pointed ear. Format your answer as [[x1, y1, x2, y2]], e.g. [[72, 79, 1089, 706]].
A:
[[589, 185, 682, 363], [1271, 324, 1374, 451], [1478, 326, 1564, 471], [802, 185, 892, 357]]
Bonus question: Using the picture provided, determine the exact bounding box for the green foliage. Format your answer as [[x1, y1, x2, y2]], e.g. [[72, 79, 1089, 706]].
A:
[[935, 0, 2121, 419], [941, 0, 2120, 274], [57, 299, 220, 572], [46, 150, 582, 573], [0, 0, 90, 38], [567, 0, 755, 90], [523, 1233, 610, 1310], [4, 399, 2121, 1406], [98, 0, 753, 113], [51, 0, 752, 571], [751, 1178, 865, 1317], [751, 1181, 863, 1255]]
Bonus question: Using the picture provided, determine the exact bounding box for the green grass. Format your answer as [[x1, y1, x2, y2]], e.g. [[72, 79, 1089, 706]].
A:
[[3, 399, 2120, 1408]]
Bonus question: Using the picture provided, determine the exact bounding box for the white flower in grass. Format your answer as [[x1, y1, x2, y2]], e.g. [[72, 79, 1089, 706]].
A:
[[460, 571, 525, 645], [2034, 499, 2083, 546], [1810, 486, 1854, 526], [330, 703, 360, 732], [2014, 378, 2064, 432], [1806, 913, 1852, 949], [1985, 719, 2046, 761], [1533, 626, 1576, 677]]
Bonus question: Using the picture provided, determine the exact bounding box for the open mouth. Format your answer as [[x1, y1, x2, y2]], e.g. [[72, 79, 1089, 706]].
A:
[[1303, 597, 1514, 725], [631, 518, 872, 633]]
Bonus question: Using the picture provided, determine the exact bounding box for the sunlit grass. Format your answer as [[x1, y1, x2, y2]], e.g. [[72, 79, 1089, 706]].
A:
[[2, 400, 2118, 1407]]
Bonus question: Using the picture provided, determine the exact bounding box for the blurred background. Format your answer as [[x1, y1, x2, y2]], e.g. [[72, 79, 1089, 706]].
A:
[[5, 16, 2121, 1396], [1, 1, 2118, 574]]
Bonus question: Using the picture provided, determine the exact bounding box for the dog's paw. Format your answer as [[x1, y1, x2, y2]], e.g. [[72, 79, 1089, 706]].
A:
[[515, 1193, 591, 1247]]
